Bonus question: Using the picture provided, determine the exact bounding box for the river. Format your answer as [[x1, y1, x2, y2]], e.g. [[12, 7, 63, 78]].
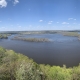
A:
[[0, 33, 80, 67]]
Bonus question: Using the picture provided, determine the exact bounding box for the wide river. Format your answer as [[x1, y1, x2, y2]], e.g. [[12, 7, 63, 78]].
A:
[[0, 33, 80, 67]]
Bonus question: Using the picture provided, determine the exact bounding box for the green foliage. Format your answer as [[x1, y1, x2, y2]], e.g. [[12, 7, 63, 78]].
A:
[[72, 65, 80, 80], [0, 47, 43, 80], [0, 47, 80, 80], [48, 66, 72, 80], [0, 47, 6, 65]]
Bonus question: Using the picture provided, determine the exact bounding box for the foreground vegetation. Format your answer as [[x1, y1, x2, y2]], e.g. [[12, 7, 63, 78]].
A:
[[0, 47, 80, 80], [12, 36, 50, 42]]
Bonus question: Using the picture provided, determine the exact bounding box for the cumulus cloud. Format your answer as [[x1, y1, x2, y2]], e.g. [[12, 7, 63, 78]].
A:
[[74, 19, 76, 20], [68, 18, 76, 20], [14, 0, 19, 5], [62, 22, 69, 24], [39, 20, 43, 22], [48, 22, 52, 24], [68, 18, 73, 20], [0, 0, 7, 8], [0, 0, 19, 8], [57, 22, 59, 23], [48, 21, 53, 24], [49, 21, 53, 23]]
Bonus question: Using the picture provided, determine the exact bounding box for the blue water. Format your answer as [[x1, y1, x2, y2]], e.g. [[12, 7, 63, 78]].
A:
[[0, 33, 80, 67]]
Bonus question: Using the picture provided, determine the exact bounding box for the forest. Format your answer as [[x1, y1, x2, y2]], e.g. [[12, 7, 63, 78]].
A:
[[0, 46, 80, 80]]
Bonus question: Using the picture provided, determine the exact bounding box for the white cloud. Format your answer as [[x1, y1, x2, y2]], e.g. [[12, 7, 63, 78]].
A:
[[62, 22, 69, 24], [74, 19, 76, 20], [57, 22, 59, 23], [39, 20, 43, 22], [68, 18, 76, 20], [68, 18, 73, 20], [49, 21, 53, 23], [48, 22, 52, 24], [14, 0, 19, 5], [0, 0, 7, 8], [0, 0, 19, 8], [48, 21, 53, 24]]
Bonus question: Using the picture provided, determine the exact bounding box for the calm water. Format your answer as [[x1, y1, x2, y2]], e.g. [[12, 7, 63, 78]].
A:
[[0, 33, 80, 67]]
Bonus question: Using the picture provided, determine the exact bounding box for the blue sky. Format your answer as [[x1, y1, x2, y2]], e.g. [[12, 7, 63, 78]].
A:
[[0, 0, 80, 31]]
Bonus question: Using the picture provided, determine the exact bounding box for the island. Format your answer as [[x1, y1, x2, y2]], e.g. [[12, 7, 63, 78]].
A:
[[0, 34, 11, 39], [12, 36, 50, 42]]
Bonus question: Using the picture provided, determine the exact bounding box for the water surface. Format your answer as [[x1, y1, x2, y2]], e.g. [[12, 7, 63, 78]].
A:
[[0, 33, 80, 67]]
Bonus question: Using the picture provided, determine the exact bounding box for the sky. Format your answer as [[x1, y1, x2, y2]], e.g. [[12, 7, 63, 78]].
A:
[[0, 0, 80, 31]]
